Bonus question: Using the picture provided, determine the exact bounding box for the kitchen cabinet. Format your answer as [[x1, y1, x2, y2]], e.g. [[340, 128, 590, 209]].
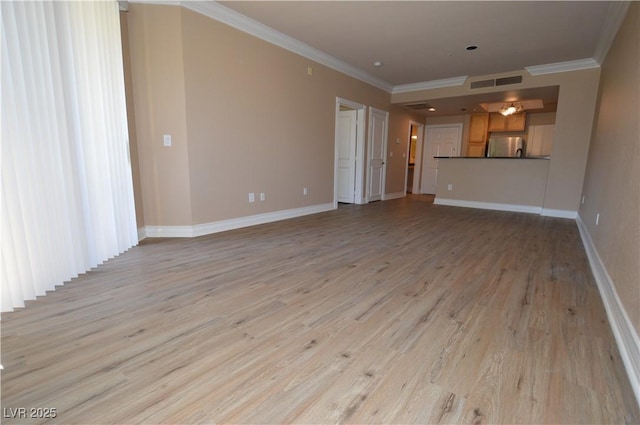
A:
[[467, 143, 486, 157], [488, 112, 527, 132], [527, 124, 555, 157], [467, 113, 488, 157]]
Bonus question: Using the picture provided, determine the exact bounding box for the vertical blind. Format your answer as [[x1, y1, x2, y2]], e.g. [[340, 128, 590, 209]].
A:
[[1, 1, 138, 312]]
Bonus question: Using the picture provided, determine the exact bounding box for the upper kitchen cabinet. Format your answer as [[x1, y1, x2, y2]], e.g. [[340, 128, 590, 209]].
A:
[[488, 112, 527, 132], [467, 113, 489, 157]]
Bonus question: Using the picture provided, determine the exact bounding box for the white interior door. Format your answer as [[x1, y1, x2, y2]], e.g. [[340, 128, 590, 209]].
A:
[[421, 124, 462, 194], [367, 108, 388, 202], [337, 110, 357, 203]]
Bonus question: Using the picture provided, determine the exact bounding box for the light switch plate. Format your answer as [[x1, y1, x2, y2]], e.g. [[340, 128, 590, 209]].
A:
[[163, 134, 172, 147]]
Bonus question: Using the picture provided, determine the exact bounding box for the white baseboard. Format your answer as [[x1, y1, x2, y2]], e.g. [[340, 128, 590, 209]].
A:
[[576, 214, 640, 408], [541, 208, 578, 219], [382, 191, 406, 201], [433, 198, 579, 220], [434, 198, 542, 214], [143, 203, 335, 238]]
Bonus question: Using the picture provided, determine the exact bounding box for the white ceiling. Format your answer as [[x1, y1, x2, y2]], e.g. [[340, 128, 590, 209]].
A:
[[195, 1, 627, 116]]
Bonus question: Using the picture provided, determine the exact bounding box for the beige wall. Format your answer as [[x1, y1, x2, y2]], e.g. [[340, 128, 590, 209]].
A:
[[526, 112, 556, 127], [393, 68, 601, 213], [579, 3, 639, 333], [126, 5, 192, 226], [125, 4, 421, 227], [436, 159, 550, 207]]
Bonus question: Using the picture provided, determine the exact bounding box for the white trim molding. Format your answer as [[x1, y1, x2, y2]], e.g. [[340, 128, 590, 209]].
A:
[[143, 203, 335, 238], [593, 1, 631, 64], [541, 208, 578, 219], [576, 214, 640, 408], [434, 199, 580, 219], [525, 58, 600, 76], [434, 198, 542, 214]]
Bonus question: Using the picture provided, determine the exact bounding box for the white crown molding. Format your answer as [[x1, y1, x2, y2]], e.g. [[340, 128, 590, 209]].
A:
[[525, 58, 600, 76], [143, 202, 335, 238], [576, 214, 640, 408], [129, 2, 618, 94], [593, 1, 631, 64], [180, 1, 393, 93], [392, 76, 468, 94]]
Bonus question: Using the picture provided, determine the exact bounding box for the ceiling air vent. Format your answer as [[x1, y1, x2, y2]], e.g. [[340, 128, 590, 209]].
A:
[[495, 75, 523, 86], [404, 103, 430, 110], [470, 79, 495, 89], [471, 75, 523, 89]]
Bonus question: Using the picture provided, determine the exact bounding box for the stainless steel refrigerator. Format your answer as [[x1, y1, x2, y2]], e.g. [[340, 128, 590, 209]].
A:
[[487, 136, 525, 157]]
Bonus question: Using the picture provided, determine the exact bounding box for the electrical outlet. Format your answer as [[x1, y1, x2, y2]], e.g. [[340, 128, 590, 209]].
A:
[[581, 195, 585, 205], [163, 134, 172, 147], [303, 187, 308, 196], [248, 193, 255, 203], [259, 192, 265, 201], [595, 213, 600, 226], [447, 184, 453, 191]]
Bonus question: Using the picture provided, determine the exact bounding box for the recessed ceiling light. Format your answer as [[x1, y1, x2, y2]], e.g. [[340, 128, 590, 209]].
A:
[[373, 61, 383, 67], [465, 45, 478, 51], [428, 107, 436, 112]]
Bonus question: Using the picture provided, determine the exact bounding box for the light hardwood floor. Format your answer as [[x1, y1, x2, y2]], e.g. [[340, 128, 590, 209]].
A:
[[2, 195, 638, 424]]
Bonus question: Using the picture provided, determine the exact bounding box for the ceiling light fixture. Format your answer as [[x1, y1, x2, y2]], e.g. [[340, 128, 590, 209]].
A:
[[373, 61, 383, 67], [427, 107, 436, 112], [499, 102, 523, 116]]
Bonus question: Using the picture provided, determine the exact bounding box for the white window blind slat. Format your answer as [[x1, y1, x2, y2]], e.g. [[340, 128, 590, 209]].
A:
[[1, 1, 137, 312]]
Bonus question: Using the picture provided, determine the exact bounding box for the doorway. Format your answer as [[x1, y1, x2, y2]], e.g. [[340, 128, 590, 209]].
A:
[[334, 98, 366, 206], [421, 124, 463, 194], [405, 121, 424, 194]]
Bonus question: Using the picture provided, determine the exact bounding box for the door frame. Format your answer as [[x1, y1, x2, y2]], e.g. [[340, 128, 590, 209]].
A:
[[334, 97, 366, 207], [367, 107, 389, 202], [405, 121, 425, 195], [421, 123, 463, 194]]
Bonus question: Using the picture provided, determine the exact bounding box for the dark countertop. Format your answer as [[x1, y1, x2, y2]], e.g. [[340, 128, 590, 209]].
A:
[[435, 156, 550, 160]]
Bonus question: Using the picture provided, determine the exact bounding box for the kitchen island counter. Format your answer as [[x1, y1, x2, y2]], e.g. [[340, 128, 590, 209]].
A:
[[434, 157, 551, 214]]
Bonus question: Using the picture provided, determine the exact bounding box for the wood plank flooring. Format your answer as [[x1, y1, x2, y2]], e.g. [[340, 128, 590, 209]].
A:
[[2, 195, 638, 424]]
